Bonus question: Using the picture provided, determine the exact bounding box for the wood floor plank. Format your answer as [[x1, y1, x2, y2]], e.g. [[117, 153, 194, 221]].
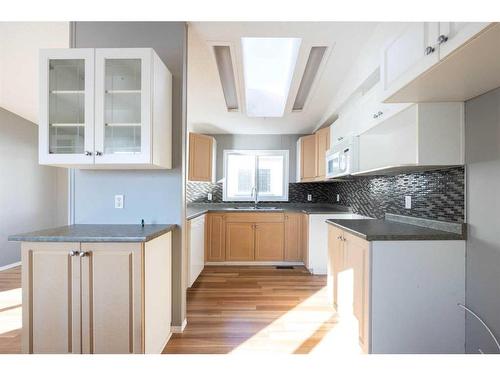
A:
[[163, 265, 358, 354]]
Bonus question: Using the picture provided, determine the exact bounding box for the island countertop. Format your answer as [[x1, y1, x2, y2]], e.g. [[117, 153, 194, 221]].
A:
[[8, 224, 176, 243], [326, 218, 465, 241]]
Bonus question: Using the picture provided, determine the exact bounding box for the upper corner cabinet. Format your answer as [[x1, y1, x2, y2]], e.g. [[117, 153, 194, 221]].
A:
[[39, 48, 172, 169], [380, 23, 440, 102]]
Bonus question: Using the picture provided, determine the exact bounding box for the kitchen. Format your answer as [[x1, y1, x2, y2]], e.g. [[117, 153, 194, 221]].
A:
[[0, 8, 499, 370]]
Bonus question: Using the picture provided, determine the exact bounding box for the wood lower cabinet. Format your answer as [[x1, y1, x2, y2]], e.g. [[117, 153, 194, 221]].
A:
[[255, 222, 284, 261], [80, 242, 142, 354], [343, 232, 370, 352], [327, 225, 344, 308], [327, 225, 370, 353], [206, 214, 225, 261], [21, 232, 172, 354], [225, 223, 255, 261], [284, 213, 302, 261], [21, 242, 81, 354]]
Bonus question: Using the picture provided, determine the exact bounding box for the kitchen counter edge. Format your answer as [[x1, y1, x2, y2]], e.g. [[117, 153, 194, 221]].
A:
[[8, 224, 176, 243]]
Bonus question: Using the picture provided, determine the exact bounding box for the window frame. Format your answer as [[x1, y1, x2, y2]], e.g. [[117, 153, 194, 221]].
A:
[[223, 149, 289, 202]]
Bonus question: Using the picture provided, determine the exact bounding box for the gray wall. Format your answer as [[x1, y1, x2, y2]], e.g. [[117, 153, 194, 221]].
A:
[[0, 107, 67, 267], [72, 22, 187, 326], [465, 87, 500, 353], [212, 134, 303, 182]]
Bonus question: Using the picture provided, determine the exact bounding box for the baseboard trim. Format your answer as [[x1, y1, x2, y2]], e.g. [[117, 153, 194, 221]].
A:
[[155, 332, 173, 354], [171, 318, 187, 333], [205, 261, 304, 266], [0, 261, 21, 272]]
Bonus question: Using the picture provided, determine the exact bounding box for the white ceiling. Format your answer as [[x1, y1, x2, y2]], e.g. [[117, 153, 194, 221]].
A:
[[187, 22, 379, 135]]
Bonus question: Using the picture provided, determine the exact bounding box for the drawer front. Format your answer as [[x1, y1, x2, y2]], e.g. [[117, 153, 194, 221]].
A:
[[224, 212, 284, 223]]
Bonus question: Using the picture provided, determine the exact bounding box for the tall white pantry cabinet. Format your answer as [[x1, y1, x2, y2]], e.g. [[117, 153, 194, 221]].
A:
[[39, 48, 172, 169]]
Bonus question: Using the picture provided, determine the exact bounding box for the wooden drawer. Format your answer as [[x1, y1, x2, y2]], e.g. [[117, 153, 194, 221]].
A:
[[224, 212, 284, 223]]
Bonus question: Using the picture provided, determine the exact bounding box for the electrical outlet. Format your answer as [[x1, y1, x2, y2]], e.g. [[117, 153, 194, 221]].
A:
[[336, 194, 340, 202], [115, 194, 124, 209], [307, 194, 312, 202], [405, 195, 412, 209], [207, 192, 213, 201]]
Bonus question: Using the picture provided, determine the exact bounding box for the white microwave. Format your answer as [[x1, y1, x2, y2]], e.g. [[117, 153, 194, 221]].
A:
[[326, 136, 359, 179]]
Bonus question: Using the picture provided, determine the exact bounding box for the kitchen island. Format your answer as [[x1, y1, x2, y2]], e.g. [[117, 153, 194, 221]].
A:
[[326, 214, 466, 354], [9, 224, 175, 354]]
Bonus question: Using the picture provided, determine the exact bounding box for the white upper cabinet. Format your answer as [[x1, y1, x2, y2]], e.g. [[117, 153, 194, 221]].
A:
[[39, 49, 95, 166], [381, 23, 439, 102], [39, 48, 172, 169], [437, 22, 491, 59], [381, 22, 492, 103], [355, 102, 464, 175]]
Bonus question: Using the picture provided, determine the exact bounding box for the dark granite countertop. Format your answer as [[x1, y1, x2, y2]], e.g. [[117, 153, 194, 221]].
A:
[[325, 219, 465, 241], [8, 224, 176, 243], [186, 203, 351, 220]]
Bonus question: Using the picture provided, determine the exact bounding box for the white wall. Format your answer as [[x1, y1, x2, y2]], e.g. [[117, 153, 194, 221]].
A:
[[0, 22, 69, 124], [0, 107, 67, 267]]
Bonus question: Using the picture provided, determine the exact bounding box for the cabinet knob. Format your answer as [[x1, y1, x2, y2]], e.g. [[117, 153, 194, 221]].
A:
[[84, 151, 92, 156], [337, 136, 344, 141], [437, 34, 448, 45], [69, 250, 79, 257], [95, 151, 103, 156], [79, 251, 89, 257], [336, 235, 342, 240], [425, 46, 435, 55]]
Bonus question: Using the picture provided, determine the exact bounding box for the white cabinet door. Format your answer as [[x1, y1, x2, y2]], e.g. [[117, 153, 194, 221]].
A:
[[438, 22, 491, 59], [189, 215, 206, 287], [94, 48, 153, 166], [381, 23, 439, 101], [39, 49, 95, 166]]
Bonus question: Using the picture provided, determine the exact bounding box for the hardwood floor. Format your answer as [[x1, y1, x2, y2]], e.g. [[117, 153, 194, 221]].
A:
[[0, 265, 359, 354], [164, 266, 360, 354], [0, 266, 22, 354]]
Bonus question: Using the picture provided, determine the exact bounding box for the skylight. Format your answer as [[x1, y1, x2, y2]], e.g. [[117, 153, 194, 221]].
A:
[[241, 37, 301, 118]]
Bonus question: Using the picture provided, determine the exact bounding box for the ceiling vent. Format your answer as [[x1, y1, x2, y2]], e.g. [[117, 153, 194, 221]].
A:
[[212, 45, 239, 111], [293, 46, 328, 111]]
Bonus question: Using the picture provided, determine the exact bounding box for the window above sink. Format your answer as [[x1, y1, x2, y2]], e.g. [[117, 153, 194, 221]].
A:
[[223, 150, 289, 202]]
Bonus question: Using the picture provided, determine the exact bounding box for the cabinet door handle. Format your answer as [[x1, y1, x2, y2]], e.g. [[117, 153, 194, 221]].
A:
[[79, 251, 89, 257], [425, 46, 435, 55], [69, 250, 79, 257], [95, 151, 103, 156], [437, 34, 448, 45], [336, 235, 343, 240], [84, 151, 92, 156]]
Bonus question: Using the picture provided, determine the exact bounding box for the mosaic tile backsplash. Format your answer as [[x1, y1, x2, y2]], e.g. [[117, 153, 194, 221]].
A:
[[187, 167, 465, 223]]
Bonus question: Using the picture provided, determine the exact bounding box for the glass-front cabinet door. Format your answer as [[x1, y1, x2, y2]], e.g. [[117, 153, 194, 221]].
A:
[[39, 49, 95, 165], [94, 49, 152, 165]]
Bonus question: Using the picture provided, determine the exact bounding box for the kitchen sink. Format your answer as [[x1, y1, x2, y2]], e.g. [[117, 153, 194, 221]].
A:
[[233, 206, 280, 210]]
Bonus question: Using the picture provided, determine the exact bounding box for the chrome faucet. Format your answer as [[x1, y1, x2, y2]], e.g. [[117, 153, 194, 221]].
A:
[[252, 186, 259, 209]]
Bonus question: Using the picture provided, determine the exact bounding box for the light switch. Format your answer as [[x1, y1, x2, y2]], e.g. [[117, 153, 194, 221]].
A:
[[115, 194, 124, 209], [405, 196, 411, 209], [307, 194, 312, 202], [337, 194, 340, 202], [207, 192, 213, 201]]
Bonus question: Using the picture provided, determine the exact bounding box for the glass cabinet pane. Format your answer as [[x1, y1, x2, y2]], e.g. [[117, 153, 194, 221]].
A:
[[104, 59, 142, 155], [48, 59, 85, 154]]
